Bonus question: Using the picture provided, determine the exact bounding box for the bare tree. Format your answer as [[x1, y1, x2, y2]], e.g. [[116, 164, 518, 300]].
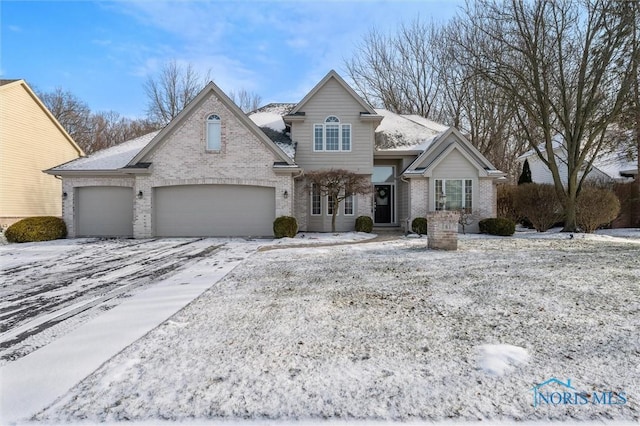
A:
[[144, 60, 211, 125], [458, 0, 635, 231], [228, 88, 262, 113], [37, 87, 92, 148], [345, 18, 527, 181], [305, 169, 373, 233], [433, 19, 527, 181], [345, 20, 441, 117], [86, 112, 159, 154]]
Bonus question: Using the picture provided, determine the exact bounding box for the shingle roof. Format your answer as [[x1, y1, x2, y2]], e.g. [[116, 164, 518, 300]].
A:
[[50, 131, 160, 171]]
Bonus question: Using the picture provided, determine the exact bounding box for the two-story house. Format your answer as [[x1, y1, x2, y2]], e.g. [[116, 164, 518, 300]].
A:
[[46, 70, 504, 237], [1, 79, 84, 227]]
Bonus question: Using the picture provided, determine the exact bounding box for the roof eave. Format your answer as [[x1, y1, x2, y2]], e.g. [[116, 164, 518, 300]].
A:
[[43, 169, 138, 177], [374, 149, 423, 158]]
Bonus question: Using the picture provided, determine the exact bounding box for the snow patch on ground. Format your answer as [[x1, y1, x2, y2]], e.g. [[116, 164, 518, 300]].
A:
[[31, 234, 639, 423], [476, 344, 529, 376]]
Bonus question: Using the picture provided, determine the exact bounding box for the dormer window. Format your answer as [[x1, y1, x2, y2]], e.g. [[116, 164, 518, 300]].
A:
[[206, 114, 221, 151], [313, 115, 351, 152]]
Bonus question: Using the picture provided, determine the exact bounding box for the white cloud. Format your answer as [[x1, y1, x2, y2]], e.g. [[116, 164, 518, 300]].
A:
[[104, 0, 465, 104]]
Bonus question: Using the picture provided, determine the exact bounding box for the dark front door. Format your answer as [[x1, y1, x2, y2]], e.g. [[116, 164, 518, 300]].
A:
[[374, 185, 392, 223]]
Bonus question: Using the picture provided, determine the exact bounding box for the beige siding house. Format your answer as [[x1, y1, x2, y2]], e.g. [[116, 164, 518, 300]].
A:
[[0, 79, 84, 226], [47, 70, 505, 237]]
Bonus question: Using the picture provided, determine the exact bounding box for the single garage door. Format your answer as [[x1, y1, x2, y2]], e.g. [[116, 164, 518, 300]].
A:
[[76, 186, 133, 237], [154, 185, 275, 237]]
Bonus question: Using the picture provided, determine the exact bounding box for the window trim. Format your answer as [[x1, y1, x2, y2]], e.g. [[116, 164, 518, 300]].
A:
[[435, 178, 473, 212], [311, 183, 321, 216], [343, 193, 354, 216], [313, 115, 352, 152], [327, 194, 335, 216], [205, 113, 222, 152]]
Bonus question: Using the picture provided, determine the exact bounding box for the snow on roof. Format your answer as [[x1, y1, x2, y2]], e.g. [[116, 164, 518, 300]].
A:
[[517, 134, 637, 178], [273, 141, 295, 159], [592, 150, 637, 179], [53, 131, 160, 171], [374, 109, 447, 151], [516, 135, 564, 160], [248, 104, 296, 159], [248, 103, 295, 133]]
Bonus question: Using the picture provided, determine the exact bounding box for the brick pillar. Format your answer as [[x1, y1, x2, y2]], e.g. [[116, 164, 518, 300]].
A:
[[426, 211, 459, 250]]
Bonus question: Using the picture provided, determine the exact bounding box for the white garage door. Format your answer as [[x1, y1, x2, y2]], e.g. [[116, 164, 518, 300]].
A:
[[76, 187, 133, 237], [154, 185, 275, 237]]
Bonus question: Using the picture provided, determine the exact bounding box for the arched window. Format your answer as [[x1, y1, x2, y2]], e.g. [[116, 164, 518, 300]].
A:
[[313, 115, 351, 152], [206, 114, 221, 151]]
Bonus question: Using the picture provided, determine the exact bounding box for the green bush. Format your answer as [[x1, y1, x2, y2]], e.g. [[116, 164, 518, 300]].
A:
[[273, 216, 298, 238], [355, 216, 373, 233], [479, 217, 516, 236], [513, 183, 564, 232], [5, 216, 67, 243], [411, 217, 428, 235], [576, 187, 621, 233]]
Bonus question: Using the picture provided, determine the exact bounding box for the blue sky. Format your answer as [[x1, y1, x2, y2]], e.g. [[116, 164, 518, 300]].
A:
[[2, 0, 463, 118]]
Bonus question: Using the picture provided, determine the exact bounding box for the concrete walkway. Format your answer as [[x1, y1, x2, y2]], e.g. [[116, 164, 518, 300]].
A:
[[0, 246, 250, 425]]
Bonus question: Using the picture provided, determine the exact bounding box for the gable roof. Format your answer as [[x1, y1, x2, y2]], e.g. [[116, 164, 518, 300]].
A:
[[516, 134, 638, 179], [288, 70, 377, 116], [1, 79, 84, 156], [403, 127, 505, 178], [129, 81, 294, 166]]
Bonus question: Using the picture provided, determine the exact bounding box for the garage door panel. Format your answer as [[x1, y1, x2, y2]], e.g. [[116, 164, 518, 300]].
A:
[[76, 187, 133, 237], [154, 185, 275, 237]]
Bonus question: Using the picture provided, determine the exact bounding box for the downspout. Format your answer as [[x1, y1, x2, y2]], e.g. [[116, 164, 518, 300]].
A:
[[401, 175, 411, 235]]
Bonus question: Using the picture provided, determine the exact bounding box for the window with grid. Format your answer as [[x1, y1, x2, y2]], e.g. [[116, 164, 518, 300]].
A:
[[311, 184, 321, 215], [435, 179, 472, 212], [313, 116, 351, 152], [344, 193, 354, 215], [206, 114, 221, 151], [327, 194, 335, 215]]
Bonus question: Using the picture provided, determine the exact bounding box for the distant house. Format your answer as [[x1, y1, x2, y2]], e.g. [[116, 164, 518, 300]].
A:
[[0, 79, 84, 227], [46, 70, 505, 237], [516, 135, 638, 186]]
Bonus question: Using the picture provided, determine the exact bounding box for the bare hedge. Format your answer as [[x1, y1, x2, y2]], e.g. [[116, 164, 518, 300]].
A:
[[576, 187, 621, 233], [513, 183, 564, 232]]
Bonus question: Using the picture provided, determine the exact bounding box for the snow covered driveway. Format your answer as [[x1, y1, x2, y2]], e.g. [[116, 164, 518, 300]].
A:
[[34, 232, 639, 423], [0, 238, 224, 364]]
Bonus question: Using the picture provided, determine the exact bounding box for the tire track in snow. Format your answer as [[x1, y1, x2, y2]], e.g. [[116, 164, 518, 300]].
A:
[[0, 239, 222, 363]]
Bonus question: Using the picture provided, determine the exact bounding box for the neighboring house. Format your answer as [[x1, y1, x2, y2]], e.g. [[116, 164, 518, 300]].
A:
[[46, 70, 504, 238], [0, 79, 84, 227], [516, 135, 638, 186]]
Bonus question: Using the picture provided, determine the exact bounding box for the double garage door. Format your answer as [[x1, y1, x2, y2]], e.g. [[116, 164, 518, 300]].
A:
[[75, 185, 275, 238]]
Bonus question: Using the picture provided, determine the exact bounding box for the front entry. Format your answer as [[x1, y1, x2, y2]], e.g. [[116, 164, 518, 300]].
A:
[[374, 184, 393, 224]]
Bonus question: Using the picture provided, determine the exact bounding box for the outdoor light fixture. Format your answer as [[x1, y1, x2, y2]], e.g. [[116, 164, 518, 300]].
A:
[[283, 190, 289, 199], [62, 192, 67, 199], [137, 190, 143, 199]]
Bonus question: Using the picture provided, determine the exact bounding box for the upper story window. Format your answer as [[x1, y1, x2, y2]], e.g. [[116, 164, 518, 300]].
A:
[[314, 116, 351, 152], [206, 114, 221, 151]]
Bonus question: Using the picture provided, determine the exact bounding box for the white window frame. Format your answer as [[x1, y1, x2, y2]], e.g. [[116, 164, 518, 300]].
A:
[[435, 179, 473, 212], [311, 184, 321, 216], [313, 116, 351, 152], [344, 193, 354, 216], [327, 194, 335, 216], [206, 114, 221, 152]]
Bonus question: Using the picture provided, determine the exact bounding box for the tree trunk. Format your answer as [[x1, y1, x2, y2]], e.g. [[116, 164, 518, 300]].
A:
[[563, 195, 578, 232], [331, 197, 340, 233]]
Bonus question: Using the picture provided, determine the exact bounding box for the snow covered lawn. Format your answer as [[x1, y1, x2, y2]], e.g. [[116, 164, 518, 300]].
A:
[[33, 231, 639, 423]]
